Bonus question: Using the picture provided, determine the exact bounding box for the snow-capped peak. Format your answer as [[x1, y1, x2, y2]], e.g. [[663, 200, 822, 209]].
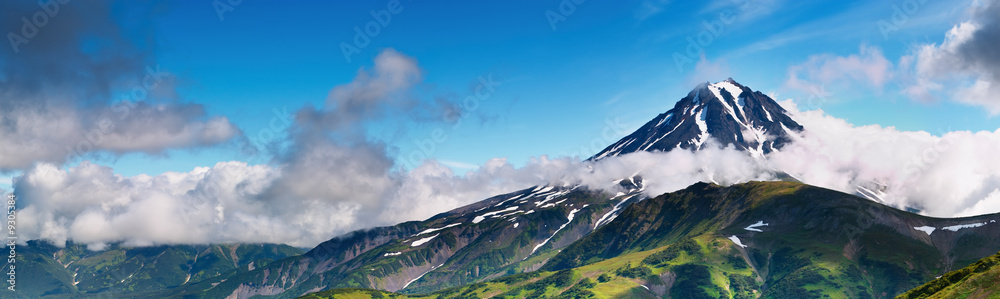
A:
[[590, 78, 803, 160]]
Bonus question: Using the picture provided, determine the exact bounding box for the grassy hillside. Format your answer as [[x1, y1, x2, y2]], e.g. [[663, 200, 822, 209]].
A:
[[299, 181, 1000, 299], [5, 241, 303, 298], [897, 251, 1000, 299], [201, 184, 647, 298], [301, 236, 757, 298]]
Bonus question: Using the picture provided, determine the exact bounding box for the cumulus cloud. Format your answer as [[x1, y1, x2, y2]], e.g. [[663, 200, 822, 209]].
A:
[[9, 0, 1000, 250], [770, 100, 1000, 218], [12, 139, 775, 249], [785, 0, 1000, 113], [9, 45, 775, 247], [0, 0, 239, 170], [10, 48, 486, 249], [900, 0, 1000, 112], [16, 83, 1000, 248]]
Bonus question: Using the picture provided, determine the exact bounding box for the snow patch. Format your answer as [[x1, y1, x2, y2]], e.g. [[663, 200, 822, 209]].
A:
[[384, 252, 402, 257], [857, 186, 887, 203], [708, 83, 745, 124], [513, 223, 519, 228], [728, 235, 747, 248], [655, 113, 674, 127], [494, 194, 524, 207], [473, 206, 519, 224], [693, 108, 710, 148], [744, 221, 769, 232], [595, 195, 638, 229], [415, 223, 462, 236], [642, 118, 686, 151], [712, 81, 745, 102], [411, 234, 439, 247], [761, 105, 773, 122], [402, 263, 444, 290], [530, 208, 582, 255], [913, 226, 936, 236], [942, 222, 988, 232]]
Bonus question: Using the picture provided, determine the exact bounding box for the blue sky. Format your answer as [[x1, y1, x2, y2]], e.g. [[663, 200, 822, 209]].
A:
[[6, 0, 1000, 246], [6, 0, 998, 180]]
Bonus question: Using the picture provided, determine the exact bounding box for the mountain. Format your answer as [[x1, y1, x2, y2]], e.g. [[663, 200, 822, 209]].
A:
[[6, 241, 303, 298], [204, 78, 810, 298], [591, 78, 803, 160], [197, 180, 647, 298], [897, 250, 1000, 298], [15, 79, 996, 298], [302, 181, 1000, 299], [542, 181, 1000, 297]]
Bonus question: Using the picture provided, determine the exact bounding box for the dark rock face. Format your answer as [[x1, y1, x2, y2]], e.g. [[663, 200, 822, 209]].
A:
[[591, 78, 803, 160]]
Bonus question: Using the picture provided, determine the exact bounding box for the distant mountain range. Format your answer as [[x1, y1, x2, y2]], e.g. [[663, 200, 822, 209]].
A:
[[9, 79, 1000, 298]]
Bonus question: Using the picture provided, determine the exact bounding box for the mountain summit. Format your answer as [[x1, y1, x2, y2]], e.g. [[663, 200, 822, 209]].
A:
[[591, 78, 803, 160]]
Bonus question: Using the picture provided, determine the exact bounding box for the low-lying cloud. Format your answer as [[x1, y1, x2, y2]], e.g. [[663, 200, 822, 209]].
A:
[[8, 0, 1000, 250], [13, 91, 1000, 248]]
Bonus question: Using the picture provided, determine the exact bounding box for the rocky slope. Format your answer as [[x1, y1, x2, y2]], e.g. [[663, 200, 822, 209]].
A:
[[591, 78, 803, 160], [301, 181, 1000, 298]]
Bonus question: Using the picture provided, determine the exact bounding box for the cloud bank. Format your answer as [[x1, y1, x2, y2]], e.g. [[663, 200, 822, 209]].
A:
[[13, 79, 1000, 249], [8, 0, 1000, 250], [0, 1, 239, 170]]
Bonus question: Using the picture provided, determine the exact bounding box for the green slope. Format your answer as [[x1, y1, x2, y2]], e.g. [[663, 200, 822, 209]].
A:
[[201, 184, 644, 298], [301, 181, 1000, 299], [5, 241, 303, 298], [300, 236, 757, 299], [541, 181, 1000, 297], [897, 251, 1000, 299]]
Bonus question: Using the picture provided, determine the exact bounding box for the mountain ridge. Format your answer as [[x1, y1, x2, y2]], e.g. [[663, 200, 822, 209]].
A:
[[299, 180, 1000, 298], [11, 78, 1000, 298], [591, 78, 803, 160]]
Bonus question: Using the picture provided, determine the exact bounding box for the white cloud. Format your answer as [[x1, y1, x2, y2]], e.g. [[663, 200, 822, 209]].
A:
[[0, 1, 240, 170], [771, 100, 1000, 217], [783, 0, 1000, 113], [12, 141, 776, 249], [900, 0, 1000, 113], [784, 45, 893, 97], [17, 95, 1000, 248]]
